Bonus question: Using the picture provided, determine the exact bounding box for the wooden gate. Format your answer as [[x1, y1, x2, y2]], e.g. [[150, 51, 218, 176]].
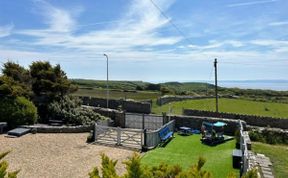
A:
[[94, 124, 143, 149]]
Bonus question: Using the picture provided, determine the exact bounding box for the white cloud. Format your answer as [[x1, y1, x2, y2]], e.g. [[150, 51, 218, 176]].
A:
[[268, 21, 288, 26], [187, 40, 244, 50], [227, 0, 278, 8], [250, 39, 288, 46], [32, 0, 77, 33], [0, 24, 14, 38], [15, 0, 181, 56]]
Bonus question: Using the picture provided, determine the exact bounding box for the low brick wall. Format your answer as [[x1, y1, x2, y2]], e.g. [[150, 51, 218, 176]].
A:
[[156, 95, 212, 106], [80, 96, 151, 113], [21, 125, 93, 133], [171, 115, 245, 135], [183, 109, 288, 129]]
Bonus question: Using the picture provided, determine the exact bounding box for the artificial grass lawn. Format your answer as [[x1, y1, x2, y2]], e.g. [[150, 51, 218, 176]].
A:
[[141, 134, 238, 178], [152, 98, 288, 118], [252, 142, 288, 178]]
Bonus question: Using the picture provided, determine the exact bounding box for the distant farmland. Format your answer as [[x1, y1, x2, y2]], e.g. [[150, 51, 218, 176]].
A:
[[152, 98, 288, 118], [73, 88, 160, 101]]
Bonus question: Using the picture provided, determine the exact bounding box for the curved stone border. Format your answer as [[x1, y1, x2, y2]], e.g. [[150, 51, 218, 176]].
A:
[[21, 124, 93, 133]]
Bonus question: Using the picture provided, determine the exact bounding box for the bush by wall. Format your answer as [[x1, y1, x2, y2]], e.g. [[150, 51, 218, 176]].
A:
[[0, 96, 38, 128], [48, 96, 106, 126], [249, 128, 288, 145]]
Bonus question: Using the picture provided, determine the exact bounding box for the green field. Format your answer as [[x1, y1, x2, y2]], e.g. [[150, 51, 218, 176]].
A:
[[152, 98, 288, 118], [141, 134, 238, 178], [73, 88, 160, 100], [253, 142, 288, 178]]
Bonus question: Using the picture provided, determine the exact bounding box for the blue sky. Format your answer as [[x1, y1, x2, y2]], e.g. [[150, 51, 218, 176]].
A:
[[0, 0, 287, 82]]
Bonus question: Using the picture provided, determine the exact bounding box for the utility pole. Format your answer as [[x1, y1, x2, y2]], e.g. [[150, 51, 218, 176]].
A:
[[104, 54, 109, 108], [214, 58, 219, 113]]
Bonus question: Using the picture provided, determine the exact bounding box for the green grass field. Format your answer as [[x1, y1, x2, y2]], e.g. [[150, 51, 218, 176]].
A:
[[73, 88, 160, 100], [252, 142, 288, 178], [141, 134, 238, 178], [152, 98, 288, 118]]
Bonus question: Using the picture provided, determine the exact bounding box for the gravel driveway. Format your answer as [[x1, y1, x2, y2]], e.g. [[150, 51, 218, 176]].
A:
[[0, 133, 134, 178]]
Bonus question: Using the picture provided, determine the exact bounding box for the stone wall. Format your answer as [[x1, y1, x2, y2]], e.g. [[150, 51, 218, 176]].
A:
[[80, 96, 151, 113], [83, 106, 125, 127], [170, 115, 245, 135], [183, 109, 288, 129], [156, 95, 212, 106]]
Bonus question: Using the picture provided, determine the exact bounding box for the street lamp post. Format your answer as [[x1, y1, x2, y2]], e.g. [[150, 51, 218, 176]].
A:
[[103, 54, 109, 108]]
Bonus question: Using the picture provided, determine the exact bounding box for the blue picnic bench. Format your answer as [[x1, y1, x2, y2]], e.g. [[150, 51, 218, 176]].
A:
[[159, 126, 173, 143]]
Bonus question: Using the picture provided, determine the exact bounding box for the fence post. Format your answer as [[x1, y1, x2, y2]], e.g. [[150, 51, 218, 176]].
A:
[[142, 114, 145, 129], [117, 127, 121, 146], [162, 112, 167, 125], [123, 112, 126, 128], [142, 129, 147, 151]]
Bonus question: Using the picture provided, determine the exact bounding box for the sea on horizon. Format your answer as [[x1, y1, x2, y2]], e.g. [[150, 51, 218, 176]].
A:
[[216, 80, 288, 91]]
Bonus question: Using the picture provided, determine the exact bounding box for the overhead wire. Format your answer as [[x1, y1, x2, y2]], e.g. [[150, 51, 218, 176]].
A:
[[148, 0, 194, 46]]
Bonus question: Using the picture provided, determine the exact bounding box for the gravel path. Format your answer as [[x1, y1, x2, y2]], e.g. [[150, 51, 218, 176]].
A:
[[0, 133, 134, 178]]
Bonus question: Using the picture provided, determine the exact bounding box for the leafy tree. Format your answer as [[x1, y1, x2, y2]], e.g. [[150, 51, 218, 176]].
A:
[[29, 61, 77, 121], [30, 61, 77, 97], [0, 151, 20, 178], [146, 84, 161, 91], [2, 62, 31, 84], [0, 76, 28, 97], [0, 62, 32, 98]]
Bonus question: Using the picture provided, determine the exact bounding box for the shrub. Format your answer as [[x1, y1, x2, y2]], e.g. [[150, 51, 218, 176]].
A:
[[0, 151, 20, 178], [249, 129, 288, 145], [89, 153, 212, 178], [241, 168, 258, 178], [0, 96, 38, 128], [48, 95, 106, 125]]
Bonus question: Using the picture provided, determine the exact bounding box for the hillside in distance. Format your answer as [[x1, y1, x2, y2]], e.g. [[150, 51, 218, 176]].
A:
[[71, 79, 288, 103]]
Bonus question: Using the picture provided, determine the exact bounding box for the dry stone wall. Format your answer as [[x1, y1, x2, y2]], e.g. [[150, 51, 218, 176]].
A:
[[80, 96, 151, 113], [183, 109, 288, 129], [156, 95, 212, 105], [171, 115, 245, 135]]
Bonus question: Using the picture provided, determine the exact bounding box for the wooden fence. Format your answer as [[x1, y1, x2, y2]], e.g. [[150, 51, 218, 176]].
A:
[[143, 120, 175, 149], [125, 113, 165, 130]]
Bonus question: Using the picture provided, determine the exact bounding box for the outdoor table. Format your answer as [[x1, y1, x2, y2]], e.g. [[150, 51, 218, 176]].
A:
[[179, 126, 192, 135]]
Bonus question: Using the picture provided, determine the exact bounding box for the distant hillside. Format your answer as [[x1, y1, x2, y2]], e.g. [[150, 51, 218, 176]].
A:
[[71, 79, 149, 91], [161, 82, 215, 95], [71, 79, 215, 94], [71, 79, 288, 103]]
